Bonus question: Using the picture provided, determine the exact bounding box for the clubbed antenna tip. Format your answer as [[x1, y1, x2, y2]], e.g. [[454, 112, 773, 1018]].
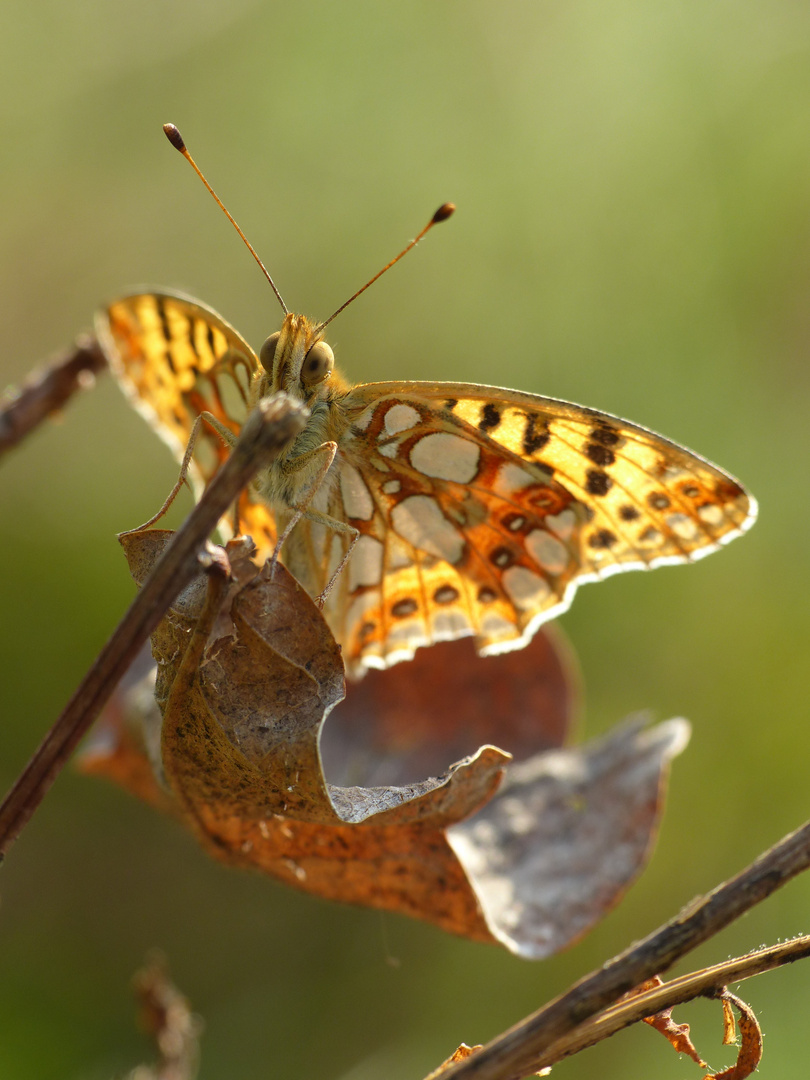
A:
[[163, 123, 186, 152]]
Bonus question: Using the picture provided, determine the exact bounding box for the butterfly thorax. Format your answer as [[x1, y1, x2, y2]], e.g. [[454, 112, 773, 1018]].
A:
[[247, 311, 353, 511]]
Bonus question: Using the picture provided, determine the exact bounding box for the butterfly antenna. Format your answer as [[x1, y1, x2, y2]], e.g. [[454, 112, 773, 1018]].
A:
[[163, 123, 288, 315], [316, 203, 455, 333]]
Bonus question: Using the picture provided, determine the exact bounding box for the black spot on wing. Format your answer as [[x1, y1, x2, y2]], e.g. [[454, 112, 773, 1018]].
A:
[[490, 545, 515, 568], [590, 425, 621, 447], [523, 412, 550, 455], [206, 323, 217, 358], [479, 403, 502, 431], [586, 442, 616, 467], [589, 528, 617, 549], [391, 598, 418, 618], [434, 585, 460, 604], [501, 512, 527, 532], [155, 298, 176, 373], [585, 469, 612, 496]]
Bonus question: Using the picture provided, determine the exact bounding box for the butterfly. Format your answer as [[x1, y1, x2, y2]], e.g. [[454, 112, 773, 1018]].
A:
[[96, 286, 756, 681]]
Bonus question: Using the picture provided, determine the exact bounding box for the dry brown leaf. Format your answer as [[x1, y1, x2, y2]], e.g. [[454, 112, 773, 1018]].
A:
[[321, 627, 576, 787], [446, 713, 689, 957], [627, 979, 762, 1080], [81, 531, 689, 956], [721, 997, 737, 1046], [631, 976, 707, 1067], [706, 991, 762, 1080]]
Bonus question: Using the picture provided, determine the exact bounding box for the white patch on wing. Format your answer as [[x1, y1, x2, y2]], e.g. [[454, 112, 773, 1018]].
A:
[[666, 512, 699, 540], [386, 534, 414, 571], [495, 462, 541, 495], [381, 479, 401, 495], [390, 495, 465, 563], [339, 463, 374, 520], [479, 612, 518, 639], [525, 530, 569, 574], [546, 508, 577, 538], [383, 403, 420, 435], [409, 432, 480, 484], [432, 611, 473, 639], [348, 535, 384, 591], [386, 620, 429, 648], [378, 441, 399, 459], [502, 566, 552, 609], [697, 503, 724, 525], [352, 407, 374, 431]]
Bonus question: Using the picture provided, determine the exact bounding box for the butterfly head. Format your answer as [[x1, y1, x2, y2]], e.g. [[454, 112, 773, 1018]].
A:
[[258, 312, 336, 406]]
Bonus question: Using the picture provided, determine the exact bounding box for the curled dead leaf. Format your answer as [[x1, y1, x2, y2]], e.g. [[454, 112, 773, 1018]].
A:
[[706, 991, 762, 1080], [81, 531, 690, 956], [631, 976, 707, 1067], [627, 978, 762, 1080]]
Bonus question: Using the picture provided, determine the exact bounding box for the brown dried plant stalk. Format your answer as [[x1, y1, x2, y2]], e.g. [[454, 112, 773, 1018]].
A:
[[0, 389, 307, 859], [0, 336, 107, 456], [433, 819, 810, 1079]]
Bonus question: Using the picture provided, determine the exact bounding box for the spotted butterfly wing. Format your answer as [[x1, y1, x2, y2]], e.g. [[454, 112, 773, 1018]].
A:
[[96, 291, 277, 552], [289, 382, 756, 676], [98, 293, 757, 681]]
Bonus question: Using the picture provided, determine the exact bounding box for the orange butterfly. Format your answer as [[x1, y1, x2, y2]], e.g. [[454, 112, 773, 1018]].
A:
[[97, 128, 756, 680]]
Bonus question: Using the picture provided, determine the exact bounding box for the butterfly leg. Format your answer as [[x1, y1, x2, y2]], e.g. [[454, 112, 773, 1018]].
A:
[[119, 411, 237, 536], [273, 440, 359, 603]]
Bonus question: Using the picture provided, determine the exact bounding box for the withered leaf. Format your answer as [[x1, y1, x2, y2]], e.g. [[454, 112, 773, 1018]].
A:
[[631, 976, 707, 1067], [629, 981, 762, 1080], [81, 530, 689, 956], [321, 628, 576, 787], [707, 992, 762, 1080]]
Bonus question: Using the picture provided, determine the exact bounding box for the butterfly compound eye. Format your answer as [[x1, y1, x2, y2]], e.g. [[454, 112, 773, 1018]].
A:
[[301, 341, 334, 386], [259, 331, 281, 374]]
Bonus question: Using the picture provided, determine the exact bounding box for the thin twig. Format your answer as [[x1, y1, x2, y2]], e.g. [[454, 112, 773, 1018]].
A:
[[0, 392, 307, 860], [435, 818, 810, 1080], [530, 934, 810, 1071], [0, 335, 107, 457]]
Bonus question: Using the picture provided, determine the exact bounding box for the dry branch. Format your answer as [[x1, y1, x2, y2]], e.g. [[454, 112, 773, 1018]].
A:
[[0, 336, 107, 456], [435, 819, 810, 1079], [530, 935, 808, 1071], [0, 392, 306, 860]]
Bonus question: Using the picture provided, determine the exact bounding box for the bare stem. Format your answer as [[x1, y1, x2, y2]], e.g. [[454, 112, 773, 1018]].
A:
[[531, 934, 810, 1071], [435, 818, 810, 1080], [0, 392, 307, 859], [0, 335, 107, 457]]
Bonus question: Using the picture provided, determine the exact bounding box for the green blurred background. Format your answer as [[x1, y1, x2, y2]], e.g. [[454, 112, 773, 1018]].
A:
[[1, 2, 809, 1077]]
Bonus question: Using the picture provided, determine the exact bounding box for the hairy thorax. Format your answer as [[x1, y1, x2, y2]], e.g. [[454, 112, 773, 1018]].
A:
[[250, 376, 353, 513]]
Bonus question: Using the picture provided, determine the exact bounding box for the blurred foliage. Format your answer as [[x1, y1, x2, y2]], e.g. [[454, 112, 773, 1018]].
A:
[[1, 2, 809, 1078]]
